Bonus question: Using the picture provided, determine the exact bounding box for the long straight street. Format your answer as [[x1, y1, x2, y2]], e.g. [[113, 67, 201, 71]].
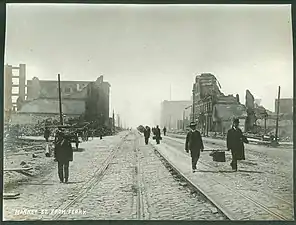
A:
[[3, 131, 227, 220], [157, 134, 293, 220]]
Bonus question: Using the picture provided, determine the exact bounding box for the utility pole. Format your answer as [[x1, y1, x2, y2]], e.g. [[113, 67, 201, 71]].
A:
[[264, 112, 267, 135], [112, 110, 115, 133], [182, 110, 185, 130], [117, 114, 120, 128], [58, 74, 63, 125], [192, 89, 195, 122], [169, 84, 172, 101], [275, 86, 281, 144]]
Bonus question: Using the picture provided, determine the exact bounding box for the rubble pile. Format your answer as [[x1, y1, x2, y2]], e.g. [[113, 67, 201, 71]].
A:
[[3, 138, 50, 191], [5, 124, 44, 138]]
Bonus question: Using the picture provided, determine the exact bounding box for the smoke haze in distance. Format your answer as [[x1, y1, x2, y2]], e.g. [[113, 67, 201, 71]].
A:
[[5, 4, 292, 127]]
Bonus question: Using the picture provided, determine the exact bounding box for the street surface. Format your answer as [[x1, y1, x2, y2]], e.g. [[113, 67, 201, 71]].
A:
[[157, 134, 293, 220], [3, 131, 226, 220]]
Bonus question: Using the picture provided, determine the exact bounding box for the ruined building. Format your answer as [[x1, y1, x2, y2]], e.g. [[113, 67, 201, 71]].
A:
[[4, 64, 26, 121], [84, 76, 110, 124], [10, 75, 111, 126], [192, 73, 247, 134], [190, 73, 291, 138]]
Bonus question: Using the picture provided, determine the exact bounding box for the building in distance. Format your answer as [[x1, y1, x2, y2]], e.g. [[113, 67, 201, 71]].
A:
[[160, 100, 192, 130], [275, 98, 293, 115], [11, 75, 111, 127]]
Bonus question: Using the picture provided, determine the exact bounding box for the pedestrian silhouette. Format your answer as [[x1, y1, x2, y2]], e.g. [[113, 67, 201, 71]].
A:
[[185, 122, 204, 173]]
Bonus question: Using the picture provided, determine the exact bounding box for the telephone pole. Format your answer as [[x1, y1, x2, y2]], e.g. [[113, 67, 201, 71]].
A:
[[112, 110, 115, 133], [192, 88, 195, 122], [275, 86, 281, 144], [58, 74, 63, 125]]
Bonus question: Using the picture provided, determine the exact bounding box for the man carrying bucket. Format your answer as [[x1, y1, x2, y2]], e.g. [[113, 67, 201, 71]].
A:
[[227, 118, 249, 171], [185, 122, 204, 173]]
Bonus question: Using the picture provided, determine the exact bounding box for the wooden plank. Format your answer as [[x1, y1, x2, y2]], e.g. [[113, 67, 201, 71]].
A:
[[4, 193, 20, 197], [4, 167, 33, 172], [17, 170, 34, 177], [4, 193, 20, 199]]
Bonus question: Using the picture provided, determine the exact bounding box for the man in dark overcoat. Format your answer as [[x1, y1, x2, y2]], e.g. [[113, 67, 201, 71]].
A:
[[155, 125, 161, 144], [54, 130, 73, 183], [185, 122, 204, 173], [227, 118, 249, 171], [44, 127, 50, 142], [163, 127, 167, 136], [143, 126, 151, 145]]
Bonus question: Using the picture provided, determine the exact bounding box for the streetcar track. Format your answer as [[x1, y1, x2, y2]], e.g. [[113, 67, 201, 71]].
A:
[[165, 136, 293, 207], [160, 136, 293, 220], [52, 133, 130, 220], [136, 132, 226, 220], [149, 145, 231, 220], [166, 137, 293, 205], [134, 134, 146, 220]]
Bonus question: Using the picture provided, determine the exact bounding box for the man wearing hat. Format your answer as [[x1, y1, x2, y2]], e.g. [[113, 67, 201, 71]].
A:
[[54, 129, 74, 183], [227, 118, 249, 171], [185, 121, 204, 172]]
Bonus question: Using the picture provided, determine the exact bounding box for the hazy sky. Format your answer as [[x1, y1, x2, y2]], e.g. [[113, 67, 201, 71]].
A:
[[5, 4, 293, 127]]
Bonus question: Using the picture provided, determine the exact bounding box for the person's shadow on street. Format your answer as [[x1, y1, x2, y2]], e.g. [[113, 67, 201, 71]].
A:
[[195, 170, 263, 174], [73, 148, 85, 152], [63, 181, 85, 184]]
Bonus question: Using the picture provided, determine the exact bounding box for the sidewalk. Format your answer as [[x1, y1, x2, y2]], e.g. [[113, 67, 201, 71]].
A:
[[167, 133, 293, 149], [150, 140, 294, 220], [3, 131, 129, 220]]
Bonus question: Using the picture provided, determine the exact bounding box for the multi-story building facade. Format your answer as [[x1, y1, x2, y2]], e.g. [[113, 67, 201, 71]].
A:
[[85, 76, 111, 125], [26, 78, 90, 100], [191, 73, 246, 135], [4, 64, 26, 121], [14, 76, 111, 126]]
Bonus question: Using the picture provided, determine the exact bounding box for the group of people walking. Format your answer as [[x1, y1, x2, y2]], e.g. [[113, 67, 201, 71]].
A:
[[143, 125, 165, 145], [51, 117, 248, 184], [185, 118, 248, 172]]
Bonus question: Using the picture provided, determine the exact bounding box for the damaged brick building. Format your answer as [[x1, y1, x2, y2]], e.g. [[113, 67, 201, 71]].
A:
[[11, 75, 111, 126], [190, 73, 291, 139], [191, 73, 247, 135]]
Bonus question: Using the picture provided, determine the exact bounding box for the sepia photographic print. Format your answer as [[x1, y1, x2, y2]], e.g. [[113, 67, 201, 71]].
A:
[[2, 3, 294, 221]]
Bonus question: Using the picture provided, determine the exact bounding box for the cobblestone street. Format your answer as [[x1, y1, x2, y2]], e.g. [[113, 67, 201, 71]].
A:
[[3, 132, 129, 220], [3, 131, 227, 220], [164, 134, 293, 204], [157, 135, 293, 220]]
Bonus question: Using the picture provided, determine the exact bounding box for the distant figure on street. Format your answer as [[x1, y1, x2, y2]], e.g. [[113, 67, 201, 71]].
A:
[[92, 129, 95, 140], [185, 122, 204, 173], [85, 128, 89, 141], [270, 133, 275, 142], [163, 127, 167, 136], [75, 131, 79, 150], [227, 118, 249, 171], [54, 130, 74, 183], [99, 127, 103, 139], [155, 125, 162, 144], [44, 127, 50, 142], [144, 126, 151, 145]]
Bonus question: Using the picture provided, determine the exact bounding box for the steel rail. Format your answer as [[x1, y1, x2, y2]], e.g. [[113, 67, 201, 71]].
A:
[[161, 137, 293, 220]]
